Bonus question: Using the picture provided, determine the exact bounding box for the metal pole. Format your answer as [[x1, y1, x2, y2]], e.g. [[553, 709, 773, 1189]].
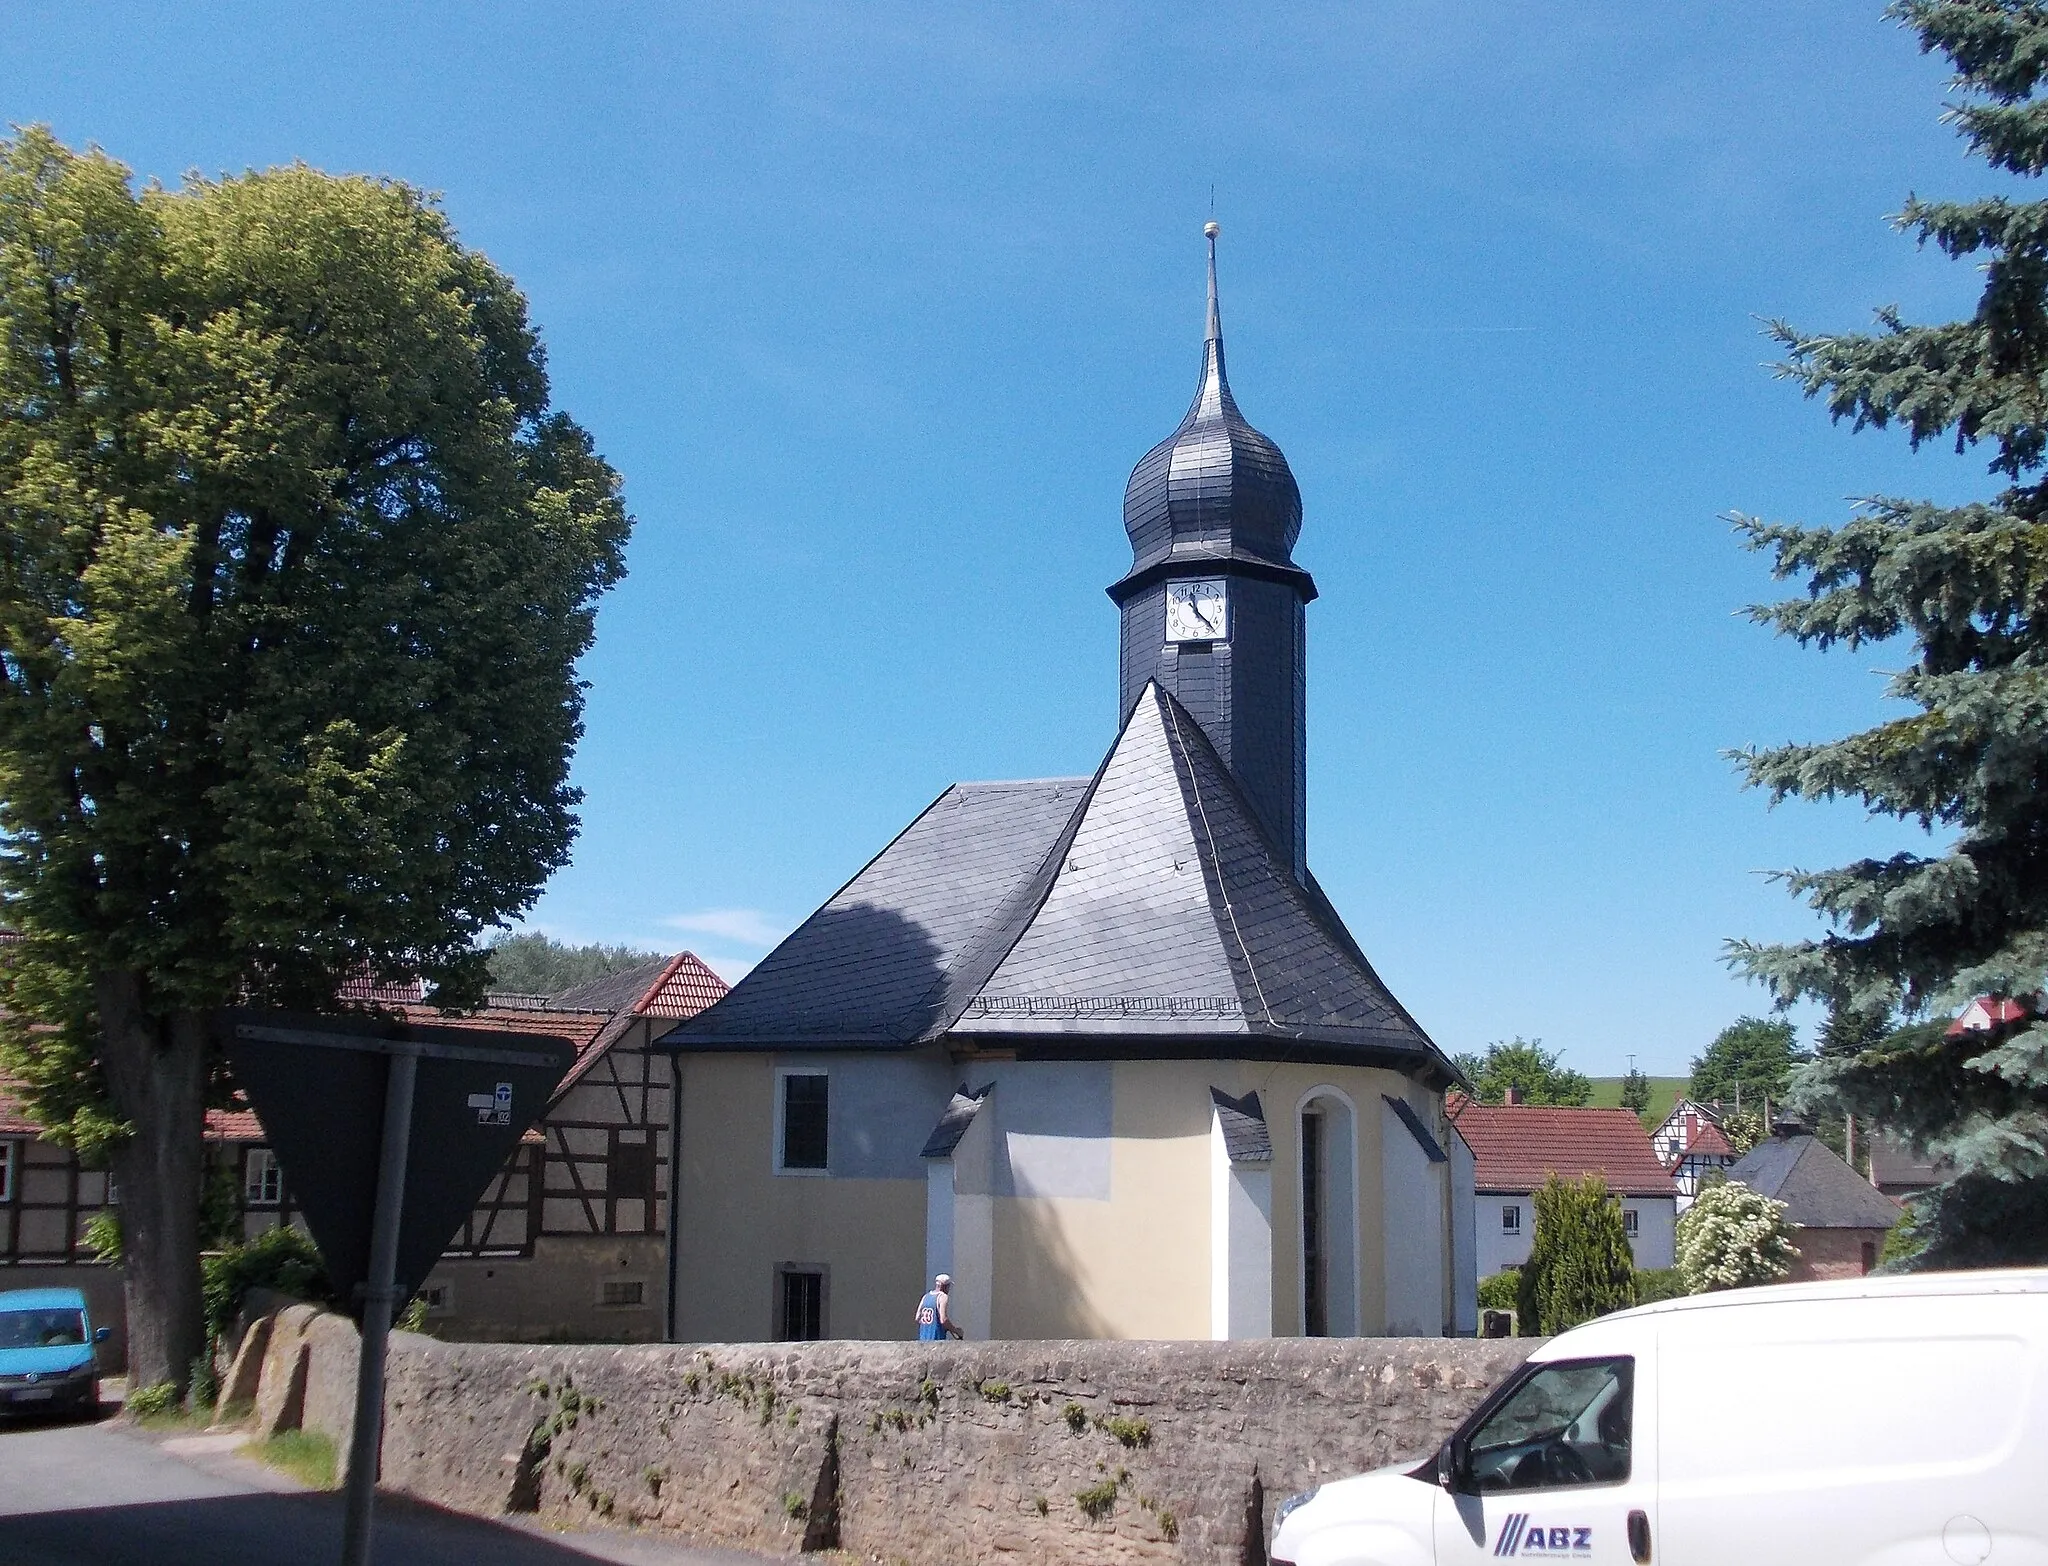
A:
[[340, 1044, 418, 1566]]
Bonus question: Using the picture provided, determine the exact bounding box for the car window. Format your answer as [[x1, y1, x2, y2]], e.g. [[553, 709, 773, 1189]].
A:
[[0, 1308, 88, 1348], [1464, 1357, 1632, 1492]]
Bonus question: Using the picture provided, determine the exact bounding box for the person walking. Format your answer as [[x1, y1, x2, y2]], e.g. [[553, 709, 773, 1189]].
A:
[[915, 1274, 964, 1341]]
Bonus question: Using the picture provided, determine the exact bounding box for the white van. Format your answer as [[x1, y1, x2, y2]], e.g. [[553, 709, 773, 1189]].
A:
[[1269, 1269, 2047, 1566]]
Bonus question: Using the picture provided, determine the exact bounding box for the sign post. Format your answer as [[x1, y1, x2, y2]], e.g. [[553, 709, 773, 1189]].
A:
[[219, 1011, 576, 1566], [341, 1042, 416, 1566]]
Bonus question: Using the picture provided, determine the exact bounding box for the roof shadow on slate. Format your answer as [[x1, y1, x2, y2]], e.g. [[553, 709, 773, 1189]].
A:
[[657, 776, 1092, 1051], [664, 900, 947, 1047]]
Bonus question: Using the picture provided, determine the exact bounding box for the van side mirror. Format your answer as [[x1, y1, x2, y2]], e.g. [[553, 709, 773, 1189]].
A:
[[93, 1327, 110, 1343], [1437, 1441, 1460, 1491]]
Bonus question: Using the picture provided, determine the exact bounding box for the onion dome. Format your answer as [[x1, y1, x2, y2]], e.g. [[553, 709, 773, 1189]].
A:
[[1118, 224, 1304, 585]]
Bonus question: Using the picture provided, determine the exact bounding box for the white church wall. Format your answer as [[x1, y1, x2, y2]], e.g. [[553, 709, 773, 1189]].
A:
[[1448, 1123, 1478, 1335], [1209, 1105, 1274, 1339], [1379, 1094, 1447, 1336]]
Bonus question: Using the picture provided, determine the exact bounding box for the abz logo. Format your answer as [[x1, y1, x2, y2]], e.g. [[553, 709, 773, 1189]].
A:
[[1493, 1514, 1593, 1557]]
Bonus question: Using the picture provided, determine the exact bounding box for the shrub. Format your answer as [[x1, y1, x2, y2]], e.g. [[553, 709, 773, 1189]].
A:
[[202, 1225, 336, 1342], [126, 1382, 180, 1418], [1477, 1270, 1520, 1311], [1632, 1268, 1689, 1304], [1516, 1174, 1637, 1335], [1675, 1181, 1797, 1292], [1074, 1478, 1119, 1521]]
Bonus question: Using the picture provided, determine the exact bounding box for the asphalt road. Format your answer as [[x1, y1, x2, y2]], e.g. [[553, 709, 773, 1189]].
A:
[[0, 1411, 780, 1566]]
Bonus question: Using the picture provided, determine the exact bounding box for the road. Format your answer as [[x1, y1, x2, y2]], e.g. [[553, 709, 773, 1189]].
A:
[[0, 1411, 781, 1566]]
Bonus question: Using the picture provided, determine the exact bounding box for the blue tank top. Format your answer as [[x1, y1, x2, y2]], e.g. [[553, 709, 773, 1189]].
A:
[[916, 1290, 944, 1341]]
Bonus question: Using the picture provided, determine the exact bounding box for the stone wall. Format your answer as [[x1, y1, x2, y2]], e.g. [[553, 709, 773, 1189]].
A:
[[264, 1316, 1531, 1565]]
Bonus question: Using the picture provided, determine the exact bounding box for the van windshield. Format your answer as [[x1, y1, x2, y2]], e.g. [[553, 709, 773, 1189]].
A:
[[0, 1308, 88, 1349], [1465, 1357, 1632, 1491]]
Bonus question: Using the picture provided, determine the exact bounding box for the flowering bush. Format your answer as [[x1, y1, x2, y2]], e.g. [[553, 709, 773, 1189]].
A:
[[1676, 1181, 1797, 1292]]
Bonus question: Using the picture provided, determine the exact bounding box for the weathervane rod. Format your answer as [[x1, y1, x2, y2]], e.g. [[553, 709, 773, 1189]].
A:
[[1204, 219, 1221, 343]]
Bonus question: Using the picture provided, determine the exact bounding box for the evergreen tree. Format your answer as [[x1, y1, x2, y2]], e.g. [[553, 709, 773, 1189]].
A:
[[1728, 1, 2048, 1268], [0, 130, 630, 1386], [1619, 1066, 1653, 1114], [1690, 1017, 1806, 1112], [1515, 1174, 1638, 1335], [1452, 1038, 1594, 1106]]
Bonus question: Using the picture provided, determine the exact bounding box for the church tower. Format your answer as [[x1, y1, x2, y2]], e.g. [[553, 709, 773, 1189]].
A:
[[1110, 225, 1315, 880]]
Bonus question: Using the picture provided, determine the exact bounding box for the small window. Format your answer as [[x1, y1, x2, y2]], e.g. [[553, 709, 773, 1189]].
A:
[[1461, 1357, 1634, 1492], [778, 1268, 825, 1341], [417, 1283, 453, 1314], [610, 1136, 655, 1204], [0, 1140, 15, 1203], [244, 1149, 282, 1207], [599, 1278, 646, 1307], [1502, 1204, 1522, 1235], [1622, 1208, 1639, 1238], [777, 1071, 829, 1172]]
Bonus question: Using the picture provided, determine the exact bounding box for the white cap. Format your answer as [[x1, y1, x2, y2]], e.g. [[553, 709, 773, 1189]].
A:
[[935, 1273, 952, 1287]]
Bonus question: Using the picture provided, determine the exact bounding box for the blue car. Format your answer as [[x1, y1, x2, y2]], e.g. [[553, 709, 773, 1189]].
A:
[[0, 1287, 110, 1419]]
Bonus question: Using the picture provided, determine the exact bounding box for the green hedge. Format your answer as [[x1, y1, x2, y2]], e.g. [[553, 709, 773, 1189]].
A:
[[1632, 1267, 1688, 1304]]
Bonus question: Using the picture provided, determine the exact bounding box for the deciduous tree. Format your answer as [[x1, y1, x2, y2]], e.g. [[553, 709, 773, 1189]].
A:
[[1452, 1038, 1593, 1107], [0, 129, 630, 1386], [1689, 1017, 1805, 1112]]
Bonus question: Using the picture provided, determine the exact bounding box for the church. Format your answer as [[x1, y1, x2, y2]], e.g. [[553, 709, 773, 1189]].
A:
[[658, 228, 1476, 1342]]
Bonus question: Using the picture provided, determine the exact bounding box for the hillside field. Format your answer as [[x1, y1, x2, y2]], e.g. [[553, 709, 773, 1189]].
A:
[[1588, 1075, 1689, 1130]]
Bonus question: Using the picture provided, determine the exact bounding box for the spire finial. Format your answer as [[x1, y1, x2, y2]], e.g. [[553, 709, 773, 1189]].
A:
[[1204, 220, 1221, 343]]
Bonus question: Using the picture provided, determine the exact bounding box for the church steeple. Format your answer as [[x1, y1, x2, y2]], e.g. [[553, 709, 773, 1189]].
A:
[[1109, 225, 1316, 879]]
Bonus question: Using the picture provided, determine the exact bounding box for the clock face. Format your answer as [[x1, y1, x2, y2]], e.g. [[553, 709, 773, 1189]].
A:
[[1165, 578, 1229, 643]]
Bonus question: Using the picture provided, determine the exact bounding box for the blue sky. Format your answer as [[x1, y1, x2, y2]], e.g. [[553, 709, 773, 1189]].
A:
[[3, 2, 2004, 1074]]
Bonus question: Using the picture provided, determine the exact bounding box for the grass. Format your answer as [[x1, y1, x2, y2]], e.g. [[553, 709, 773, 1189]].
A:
[[242, 1429, 338, 1490], [1588, 1076, 1689, 1130]]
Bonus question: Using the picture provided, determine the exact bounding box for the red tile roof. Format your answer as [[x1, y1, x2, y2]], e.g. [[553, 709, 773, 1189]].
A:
[[1946, 995, 2033, 1038], [1449, 1099, 1678, 1197], [335, 974, 430, 1006], [204, 1100, 265, 1141], [636, 952, 730, 1018], [0, 1076, 39, 1136], [1683, 1120, 1735, 1159]]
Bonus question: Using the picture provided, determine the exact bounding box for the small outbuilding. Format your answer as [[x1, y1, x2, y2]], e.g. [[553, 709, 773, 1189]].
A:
[[1726, 1120, 1902, 1281]]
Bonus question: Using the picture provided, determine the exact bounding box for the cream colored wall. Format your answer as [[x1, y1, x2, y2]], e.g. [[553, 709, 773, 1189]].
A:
[[1236, 1061, 1440, 1337], [989, 1059, 1212, 1339], [672, 1052, 1450, 1343], [670, 1054, 926, 1341]]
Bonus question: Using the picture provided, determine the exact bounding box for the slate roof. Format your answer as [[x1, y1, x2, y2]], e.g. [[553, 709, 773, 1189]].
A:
[[1728, 1131, 1903, 1230], [1867, 1131, 1949, 1192], [661, 683, 1451, 1083], [1385, 1095, 1448, 1164], [1210, 1088, 1272, 1163], [1449, 1100, 1678, 1197], [1117, 231, 1305, 595], [921, 1085, 993, 1159]]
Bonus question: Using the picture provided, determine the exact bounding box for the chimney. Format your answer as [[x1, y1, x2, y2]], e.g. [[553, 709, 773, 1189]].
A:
[[1504, 1087, 1524, 1107]]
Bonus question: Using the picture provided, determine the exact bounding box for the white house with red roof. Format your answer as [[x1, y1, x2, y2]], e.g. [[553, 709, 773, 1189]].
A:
[[1450, 1095, 1680, 1276]]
